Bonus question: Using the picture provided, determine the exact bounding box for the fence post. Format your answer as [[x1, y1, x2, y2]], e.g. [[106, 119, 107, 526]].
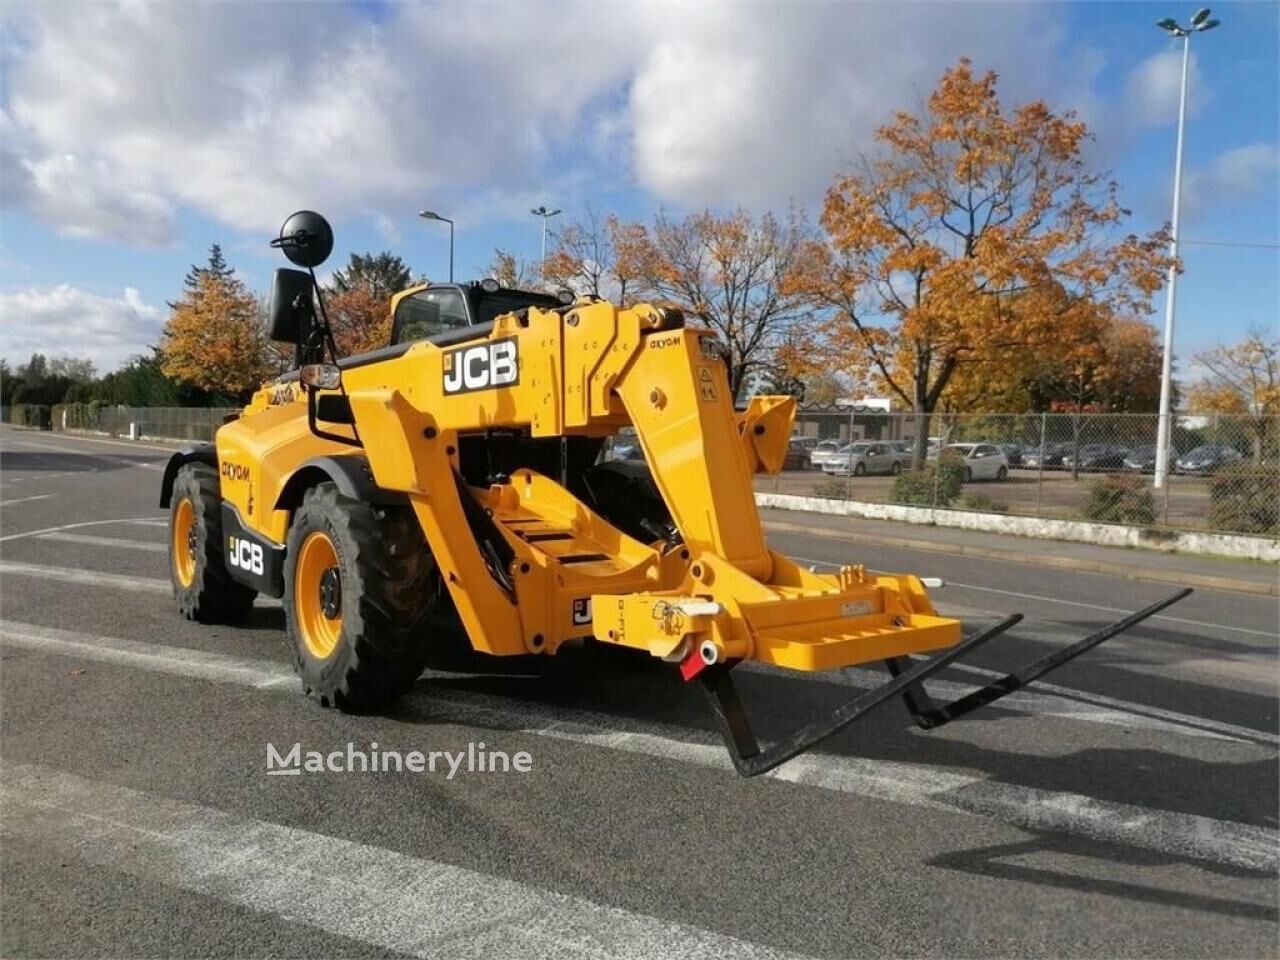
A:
[[1035, 412, 1046, 515], [845, 407, 855, 500]]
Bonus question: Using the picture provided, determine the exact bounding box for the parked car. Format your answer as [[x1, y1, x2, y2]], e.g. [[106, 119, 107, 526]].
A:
[[810, 441, 853, 470], [1122, 445, 1170, 474], [995, 443, 1024, 467], [1061, 444, 1129, 472], [823, 441, 910, 476], [789, 436, 822, 450], [1174, 444, 1244, 475], [1022, 443, 1070, 470], [784, 439, 813, 470], [940, 443, 1008, 482]]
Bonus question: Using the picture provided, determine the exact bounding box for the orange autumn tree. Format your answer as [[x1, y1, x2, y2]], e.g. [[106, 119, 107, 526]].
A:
[[803, 59, 1170, 463], [161, 250, 275, 399], [325, 251, 412, 355]]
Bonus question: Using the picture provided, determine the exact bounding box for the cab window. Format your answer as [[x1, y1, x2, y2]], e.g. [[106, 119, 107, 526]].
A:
[[392, 288, 470, 345]]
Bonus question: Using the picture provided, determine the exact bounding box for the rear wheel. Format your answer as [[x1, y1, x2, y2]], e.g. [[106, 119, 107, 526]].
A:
[[963, 467, 973, 483], [284, 483, 442, 711], [853, 462, 866, 477], [996, 466, 1008, 481], [169, 462, 256, 623], [890, 461, 902, 476]]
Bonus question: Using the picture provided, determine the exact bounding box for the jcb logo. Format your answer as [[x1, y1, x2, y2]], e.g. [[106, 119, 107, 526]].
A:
[[228, 536, 264, 576], [443, 338, 519, 395], [571, 598, 592, 626]]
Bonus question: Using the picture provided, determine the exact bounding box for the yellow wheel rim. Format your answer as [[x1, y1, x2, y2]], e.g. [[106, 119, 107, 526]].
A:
[[172, 498, 197, 588], [295, 530, 343, 660]]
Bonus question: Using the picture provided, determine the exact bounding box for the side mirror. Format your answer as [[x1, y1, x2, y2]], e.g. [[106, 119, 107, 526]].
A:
[[269, 268, 315, 344], [300, 363, 341, 390], [270, 210, 334, 269]]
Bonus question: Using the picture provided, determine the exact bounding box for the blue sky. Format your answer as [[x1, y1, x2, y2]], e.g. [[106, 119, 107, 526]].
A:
[[0, 1, 1275, 375]]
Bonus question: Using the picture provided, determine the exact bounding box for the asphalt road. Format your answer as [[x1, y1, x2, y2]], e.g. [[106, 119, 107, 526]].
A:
[[1, 427, 1277, 959]]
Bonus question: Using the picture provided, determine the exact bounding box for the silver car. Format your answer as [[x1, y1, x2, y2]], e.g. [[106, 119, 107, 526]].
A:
[[823, 441, 909, 476], [939, 443, 1009, 482]]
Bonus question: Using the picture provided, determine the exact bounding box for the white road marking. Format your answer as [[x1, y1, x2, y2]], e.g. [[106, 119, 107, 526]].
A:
[[126, 518, 169, 527], [0, 551, 1267, 745], [2, 621, 1274, 872], [36, 532, 167, 553], [0, 561, 169, 593], [0, 516, 165, 543], [0, 622, 291, 689], [0, 494, 52, 508], [1, 762, 800, 960], [945, 579, 1280, 639]]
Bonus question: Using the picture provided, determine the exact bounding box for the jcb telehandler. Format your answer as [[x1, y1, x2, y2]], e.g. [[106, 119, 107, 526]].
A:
[[161, 212, 1190, 776]]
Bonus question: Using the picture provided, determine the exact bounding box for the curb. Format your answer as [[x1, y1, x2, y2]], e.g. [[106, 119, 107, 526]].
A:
[[762, 518, 1280, 598]]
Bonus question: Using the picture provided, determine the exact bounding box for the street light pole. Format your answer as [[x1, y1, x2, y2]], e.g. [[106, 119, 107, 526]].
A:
[[531, 205, 562, 282], [1152, 9, 1220, 490], [417, 210, 454, 282]]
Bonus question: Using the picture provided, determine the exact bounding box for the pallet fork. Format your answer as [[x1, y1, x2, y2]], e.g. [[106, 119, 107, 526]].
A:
[[702, 589, 1192, 777]]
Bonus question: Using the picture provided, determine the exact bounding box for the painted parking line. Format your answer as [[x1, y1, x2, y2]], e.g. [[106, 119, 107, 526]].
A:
[[2, 621, 1274, 872], [0, 517, 165, 544], [0, 494, 53, 508], [0, 556, 1269, 745], [36, 532, 167, 553], [0, 560, 169, 593], [1, 762, 801, 960]]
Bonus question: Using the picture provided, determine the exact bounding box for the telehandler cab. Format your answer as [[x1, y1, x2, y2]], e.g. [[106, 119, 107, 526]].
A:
[[161, 211, 1190, 777]]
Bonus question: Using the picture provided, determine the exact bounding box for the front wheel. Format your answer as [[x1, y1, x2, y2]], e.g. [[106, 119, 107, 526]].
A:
[[963, 467, 973, 483], [853, 462, 866, 477], [890, 461, 902, 476], [284, 484, 442, 711], [996, 466, 1008, 481], [169, 462, 256, 623]]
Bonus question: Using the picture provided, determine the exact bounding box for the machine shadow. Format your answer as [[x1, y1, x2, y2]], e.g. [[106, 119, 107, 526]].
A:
[[927, 834, 1278, 922]]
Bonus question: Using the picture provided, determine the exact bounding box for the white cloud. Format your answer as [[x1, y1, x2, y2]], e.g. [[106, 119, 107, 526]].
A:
[[0, 285, 164, 372], [1125, 47, 1206, 127], [0, 1, 1127, 241], [1180, 143, 1280, 222]]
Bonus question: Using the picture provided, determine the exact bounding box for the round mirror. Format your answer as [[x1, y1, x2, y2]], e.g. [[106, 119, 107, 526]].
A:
[[271, 210, 334, 268]]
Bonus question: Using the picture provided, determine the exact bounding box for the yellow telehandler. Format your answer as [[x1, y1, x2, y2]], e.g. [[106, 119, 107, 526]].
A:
[[161, 211, 1189, 776]]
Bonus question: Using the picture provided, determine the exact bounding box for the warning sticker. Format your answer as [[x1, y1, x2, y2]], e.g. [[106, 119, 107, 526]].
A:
[[697, 367, 718, 402]]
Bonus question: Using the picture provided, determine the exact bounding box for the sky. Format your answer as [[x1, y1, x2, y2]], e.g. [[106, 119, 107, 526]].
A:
[[0, 0, 1276, 376]]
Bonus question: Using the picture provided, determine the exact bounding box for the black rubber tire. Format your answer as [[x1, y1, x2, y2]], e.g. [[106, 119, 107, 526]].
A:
[[853, 462, 866, 477], [169, 462, 257, 623], [890, 461, 902, 475], [284, 483, 442, 711], [996, 466, 1008, 481], [963, 467, 973, 483]]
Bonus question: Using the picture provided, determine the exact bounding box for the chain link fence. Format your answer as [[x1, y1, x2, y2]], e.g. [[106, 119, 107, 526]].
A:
[[48, 404, 238, 442], [773, 409, 1280, 538]]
